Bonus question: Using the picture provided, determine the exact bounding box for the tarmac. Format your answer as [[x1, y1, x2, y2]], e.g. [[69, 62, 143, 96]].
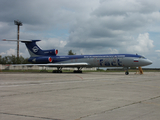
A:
[[0, 72, 160, 120]]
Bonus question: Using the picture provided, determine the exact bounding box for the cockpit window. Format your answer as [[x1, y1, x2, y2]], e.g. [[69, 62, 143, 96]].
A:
[[136, 54, 146, 59], [139, 56, 146, 59]]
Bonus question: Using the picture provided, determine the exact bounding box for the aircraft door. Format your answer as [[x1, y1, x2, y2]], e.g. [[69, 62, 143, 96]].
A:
[[93, 57, 99, 67]]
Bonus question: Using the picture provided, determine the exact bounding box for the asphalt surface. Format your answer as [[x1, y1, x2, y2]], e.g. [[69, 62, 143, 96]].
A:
[[0, 72, 160, 120]]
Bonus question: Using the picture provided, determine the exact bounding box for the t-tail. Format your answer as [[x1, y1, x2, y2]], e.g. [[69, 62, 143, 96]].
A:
[[22, 40, 58, 57], [3, 39, 58, 57]]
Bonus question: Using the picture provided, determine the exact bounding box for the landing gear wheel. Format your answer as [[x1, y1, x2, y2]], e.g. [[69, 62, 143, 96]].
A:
[[73, 67, 83, 73], [125, 71, 129, 75], [74, 70, 82, 73], [52, 67, 63, 73], [52, 70, 62, 73]]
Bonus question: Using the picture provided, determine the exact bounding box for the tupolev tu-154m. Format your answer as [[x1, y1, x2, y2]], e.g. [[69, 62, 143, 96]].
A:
[[3, 39, 152, 75]]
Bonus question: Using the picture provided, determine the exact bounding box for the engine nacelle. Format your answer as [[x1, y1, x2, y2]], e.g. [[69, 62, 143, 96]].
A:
[[28, 57, 53, 64], [43, 49, 58, 56]]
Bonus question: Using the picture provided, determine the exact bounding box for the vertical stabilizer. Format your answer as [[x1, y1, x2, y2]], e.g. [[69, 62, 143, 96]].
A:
[[21, 40, 58, 57], [22, 40, 43, 57]]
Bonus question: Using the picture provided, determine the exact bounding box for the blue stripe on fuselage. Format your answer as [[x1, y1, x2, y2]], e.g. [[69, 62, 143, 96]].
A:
[[29, 54, 142, 64]]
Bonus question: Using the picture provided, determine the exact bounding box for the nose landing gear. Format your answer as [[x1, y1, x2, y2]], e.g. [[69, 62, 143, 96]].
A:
[[124, 67, 129, 75], [125, 71, 129, 75]]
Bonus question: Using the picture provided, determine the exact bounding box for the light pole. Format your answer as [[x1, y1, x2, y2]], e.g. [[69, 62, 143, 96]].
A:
[[14, 20, 22, 59]]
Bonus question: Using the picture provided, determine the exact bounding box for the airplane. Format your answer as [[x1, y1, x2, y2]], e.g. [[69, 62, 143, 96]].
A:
[[3, 39, 152, 75]]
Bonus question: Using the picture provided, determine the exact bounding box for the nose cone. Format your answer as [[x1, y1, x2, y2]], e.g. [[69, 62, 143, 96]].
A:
[[144, 59, 152, 66], [133, 58, 152, 67]]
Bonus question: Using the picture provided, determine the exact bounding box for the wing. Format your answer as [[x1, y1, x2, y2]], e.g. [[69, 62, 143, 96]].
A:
[[11, 63, 89, 67]]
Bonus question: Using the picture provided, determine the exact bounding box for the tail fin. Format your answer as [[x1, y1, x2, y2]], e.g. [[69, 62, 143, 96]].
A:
[[22, 40, 58, 57], [22, 40, 43, 57], [3, 39, 58, 57]]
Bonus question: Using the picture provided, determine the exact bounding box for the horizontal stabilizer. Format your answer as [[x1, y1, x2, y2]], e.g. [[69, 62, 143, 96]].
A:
[[2, 39, 41, 43], [3, 39, 58, 57]]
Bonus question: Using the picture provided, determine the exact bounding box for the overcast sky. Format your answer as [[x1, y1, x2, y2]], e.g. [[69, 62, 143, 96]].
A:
[[0, 0, 160, 68]]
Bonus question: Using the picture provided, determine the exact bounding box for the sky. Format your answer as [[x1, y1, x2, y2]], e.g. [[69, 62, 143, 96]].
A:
[[0, 0, 160, 68]]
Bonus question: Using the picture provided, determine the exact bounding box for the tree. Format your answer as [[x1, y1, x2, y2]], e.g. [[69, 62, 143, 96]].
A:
[[0, 55, 30, 64], [68, 50, 76, 55], [0, 55, 2, 64]]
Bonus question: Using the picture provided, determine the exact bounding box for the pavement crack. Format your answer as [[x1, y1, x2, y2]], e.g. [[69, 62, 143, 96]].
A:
[[0, 112, 61, 120], [0, 83, 110, 97], [77, 95, 160, 120]]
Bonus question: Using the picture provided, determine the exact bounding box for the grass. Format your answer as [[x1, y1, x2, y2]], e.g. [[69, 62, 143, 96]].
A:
[[1, 69, 160, 73]]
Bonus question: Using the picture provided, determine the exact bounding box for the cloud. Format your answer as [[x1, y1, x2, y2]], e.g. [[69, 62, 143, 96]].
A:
[[0, 0, 99, 30], [65, 0, 159, 57], [94, 0, 160, 16], [155, 50, 160, 53], [127, 33, 154, 54], [0, 52, 5, 56], [38, 38, 67, 49], [0, 48, 16, 56], [6, 48, 16, 56], [155, 50, 160, 60], [0, 0, 160, 67]]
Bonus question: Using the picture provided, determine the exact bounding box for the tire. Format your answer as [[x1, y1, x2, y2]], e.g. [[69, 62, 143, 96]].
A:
[[125, 71, 129, 75]]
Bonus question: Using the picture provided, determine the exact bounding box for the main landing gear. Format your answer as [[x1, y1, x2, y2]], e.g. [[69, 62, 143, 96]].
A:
[[52, 67, 62, 73], [52, 67, 83, 73], [74, 67, 83, 73]]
